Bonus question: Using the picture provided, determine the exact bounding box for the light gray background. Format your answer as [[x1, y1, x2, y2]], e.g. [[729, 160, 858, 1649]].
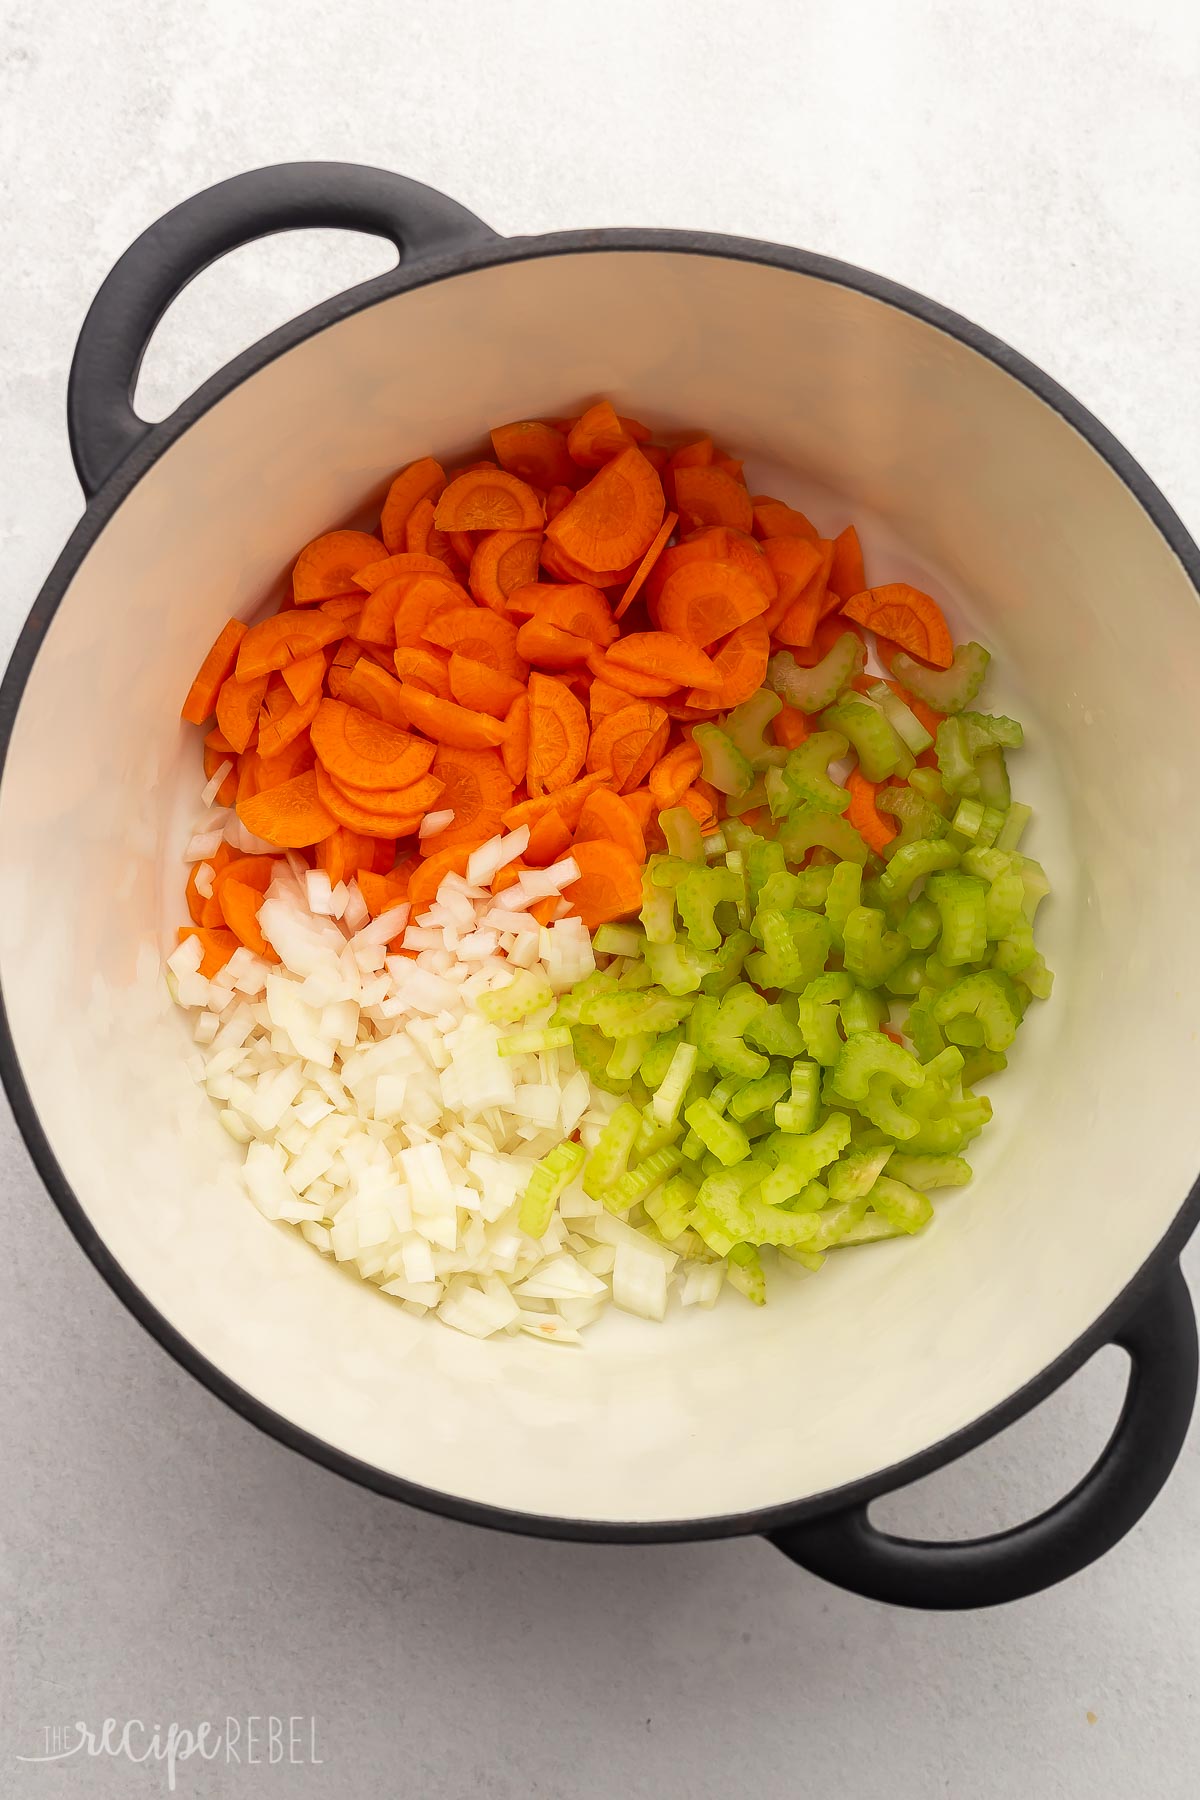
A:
[[2, 1, 1199, 1794]]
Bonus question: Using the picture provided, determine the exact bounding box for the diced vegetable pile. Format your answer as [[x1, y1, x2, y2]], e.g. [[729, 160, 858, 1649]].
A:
[[171, 399, 1052, 1336]]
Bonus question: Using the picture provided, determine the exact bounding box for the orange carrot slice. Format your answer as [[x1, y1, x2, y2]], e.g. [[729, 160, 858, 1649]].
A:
[[392, 644, 452, 699], [388, 684, 509, 749], [567, 400, 641, 469], [237, 769, 336, 848], [524, 809, 573, 866], [256, 729, 316, 788], [668, 437, 714, 472], [468, 530, 542, 612], [434, 469, 543, 532], [828, 524, 866, 602], [279, 649, 326, 706], [502, 771, 609, 831], [424, 607, 525, 677], [684, 616, 771, 709], [216, 671, 269, 754], [575, 788, 646, 864], [429, 745, 514, 848], [539, 537, 638, 589], [842, 584, 954, 669], [775, 540, 835, 648], [218, 877, 280, 961], [491, 420, 576, 490], [563, 840, 645, 928], [544, 483, 574, 523], [236, 612, 344, 680], [178, 925, 240, 977], [761, 537, 824, 633], [524, 584, 618, 646], [353, 551, 455, 591], [680, 782, 720, 834], [293, 530, 388, 604], [585, 702, 670, 792], [447, 655, 526, 719], [648, 741, 704, 810], [774, 704, 811, 749], [358, 571, 466, 645], [311, 698, 437, 791], [674, 466, 754, 535], [182, 619, 248, 724], [314, 766, 433, 837], [408, 844, 475, 906], [501, 693, 529, 786], [546, 446, 665, 575], [751, 499, 820, 544], [380, 458, 446, 552], [844, 768, 898, 855], [404, 497, 456, 564], [528, 672, 589, 797], [614, 511, 677, 620], [316, 828, 373, 888], [584, 651, 677, 699], [516, 617, 594, 668], [589, 677, 634, 724], [656, 561, 768, 647], [357, 868, 411, 916], [607, 631, 720, 688]]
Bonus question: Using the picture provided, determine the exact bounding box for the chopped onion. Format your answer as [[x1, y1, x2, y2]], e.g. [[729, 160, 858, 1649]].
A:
[[419, 809, 456, 840]]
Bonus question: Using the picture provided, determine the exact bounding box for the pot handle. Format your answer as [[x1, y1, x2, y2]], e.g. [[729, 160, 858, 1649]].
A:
[[767, 1260, 1196, 1609], [67, 161, 498, 499]]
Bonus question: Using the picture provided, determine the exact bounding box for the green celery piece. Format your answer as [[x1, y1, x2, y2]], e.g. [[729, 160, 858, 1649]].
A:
[[983, 866, 1026, 941], [705, 832, 730, 858], [660, 806, 705, 862], [583, 1102, 642, 1198], [943, 1015, 985, 1047], [724, 689, 785, 768], [497, 1025, 572, 1056], [840, 986, 887, 1036], [782, 730, 851, 813], [805, 1198, 871, 1250], [677, 865, 741, 950], [870, 1176, 934, 1234], [694, 1164, 762, 1237], [634, 1105, 682, 1160], [936, 717, 979, 796], [740, 1193, 826, 1249], [706, 984, 771, 1079], [890, 642, 990, 714], [1020, 858, 1051, 923], [757, 869, 802, 914], [684, 1097, 751, 1166], [746, 837, 787, 907], [693, 723, 754, 798], [802, 970, 854, 1002], [763, 764, 793, 821], [644, 938, 720, 996], [651, 854, 697, 888], [976, 805, 1007, 848], [606, 1033, 652, 1081], [780, 1246, 827, 1271], [885, 954, 930, 997], [887, 1152, 971, 1188], [727, 1065, 789, 1122], [905, 1000, 945, 1064], [645, 1173, 697, 1241], [907, 765, 953, 813], [779, 805, 870, 866], [605, 1146, 685, 1215], [518, 1140, 586, 1238], [951, 797, 986, 841], [837, 1214, 906, 1246], [640, 862, 676, 943], [918, 952, 959, 991], [877, 785, 950, 852], [959, 1048, 1008, 1084], [827, 1144, 894, 1201], [744, 995, 807, 1058], [821, 696, 905, 782], [616, 959, 655, 991], [760, 1112, 852, 1204], [974, 746, 1010, 810], [1015, 953, 1054, 1001], [931, 970, 1023, 1051], [901, 895, 941, 950], [767, 633, 866, 712], [571, 1025, 631, 1094], [477, 968, 554, 1024], [720, 818, 758, 853], [833, 1032, 925, 1102], [867, 680, 933, 754], [824, 860, 863, 945], [726, 1244, 768, 1305], [580, 989, 692, 1038], [640, 1029, 683, 1089], [842, 905, 909, 987], [699, 930, 755, 997], [795, 988, 846, 1066], [651, 1040, 701, 1125], [938, 713, 1023, 799], [725, 776, 770, 817], [793, 865, 836, 908], [723, 849, 751, 928], [961, 845, 1013, 882], [708, 1075, 743, 1113], [686, 994, 721, 1052], [924, 871, 988, 966], [748, 908, 806, 987], [593, 922, 644, 958], [962, 712, 1024, 754], [995, 801, 1031, 852], [879, 836, 960, 903], [747, 909, 834, 993], [681, 1127, 706, 1162]]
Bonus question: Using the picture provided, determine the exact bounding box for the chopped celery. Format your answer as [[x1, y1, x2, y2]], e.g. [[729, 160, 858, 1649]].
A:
[[840, 986, 887, 1036], [593, 922, 644, 959], [767, 633, 866, 712], [723, 850, 751, 927], [885, 954, 930, 997], [684, 1097, 751, 1166], [580, 989, 692, 1037], [935, 717, 979, 796], [995, 801, 1032, 852], [793, 865, 837, 908], [959, 1047, 1008, 1084], [725, 776, 770, 817], [746, 837, 787, 907], [824, 860, 863, 945], [943, 1015, 985, 1047], [699, 929, 755, 996], [974, 746, 1010, 810], [661, 806, 705, 862], [821, 696, 905, 782], [726, 1244, 767, 1305], [1015, 952, 1054, 1000], [805, 1198, 871, 1250], [583, 1102, 642, 1197], [645, 1173, 697, 1241], [837, 1213, 905, 1245], [607, 1032, 651, 1082], [606, 1146, 685, 1214], [1019, 858, 1051, 923], [571, 1024, 631, 1094], [477, 969, 554, 1024], [867, 680, 934, 754], [843, 905, 908, 987], [634, 1105, 682, 1159], [640, 863, 676, 943], [782, 731, 851, 813], [827, 1144, 894, 1201], [833, 1032, 925, 1102], [728, 1065, 788, 1124], [886, 1152, 971, 1188], [877, 785, 950, 851], [693, 723, 754, 798], [519, 1141, 586, 1238], [757, 869, 802, 914], [644, 939, 721, 995], [725, 689, 784, 768], [708, 1075, 743, 1113], [773, 1060, 820, 1135], [652, 1040, 700, 1125], [924, 872, 988, 966], [951, 797, 986, 840], [908, 764, 953, 813], [705, 984, 771, 1079], [878, 837, 960, 903], [677, 865, 741, 950], [983, 866, 1026, 941], [890, 642, 990, 714], [931, 970, 1023, 1051], [744, 995, 807, 1058], [497, 1025, 572, 1056], [651, 854, 697, 887], [901, 896, 941, 950], [760, 1112, 852, 1203], [778, 805, 870, 866], [869, 1176, 934, 1234]]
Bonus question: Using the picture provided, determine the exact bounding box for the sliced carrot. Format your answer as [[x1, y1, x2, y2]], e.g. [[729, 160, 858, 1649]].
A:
[[357, 868, 411, 917], [257, 682, 322, 760], [293, 530, 387, 604], [182, 619, 248, 723], [388, 684, 509, 749], [674, 466, 754, 535], [236, 611, 343, 680], [751, 499, 820, 544], [684, 616, 771, 708], [575, 787, 647, 864], [648, 741, 703, 810], [353, 551, 455, 592], [527, 671, 589, 797], [392, 644, 452, 699], [584, 651, 677, 699], [204, 725, 237, 754], [491, 420, 576, 489], [567, 400, 641, 469], [828, 524, 866, 602], [316, 829, 372, 888], [773, 703, 811, 750], [310, 700, 436, 792], [424, 606, 526, 677], [434, 468, 543, 532], [842, 584, 954, 669], [844, 768, 898, 855], [622, 785, 657, 840], [501, 693, 529, 785], [657, 560, 768, 647], [216, 671, 268, 754], [330, 660, 406, 727], [761, 536, 824, 633], [528, 896, 560, 927], [203, 745, 238, 808], [516, 617, 594, 669], [540, 537, 638, 589], [668, 436, 714, 471], [614, 510, 678, 621], [380, 457, 446, 552], [314, 765, 434, 837], [403, 497, 450, 562], [408, 843, 474, 906], [281, 649, 327, 706], [430, 745, 514, 848], [775, 539, 835, 648], [177, 925, 240, 977], [546, 446, 665, 575], [563, 840, 644, 929], [186, 847, 232, 927], [490, 861, 526, 896], [585, 702, 670, 793], [447, 530, 477, 568], [237, 769, 336, 848], [589, 677, 633, 724], [608, 631, 720, 689], [218, 877, 279, 961], [325, 767, 444, 815], [502, 770, 609, 831], [358, 571, 465, 645], [544, 484, 574, 523], [448, 655, 526, 719], [524, 809, 573, 866], [714, 455, 744, 482], [256, 726, 315, 788], [680, 782, 720, 834], [468, 530, 542, 612]]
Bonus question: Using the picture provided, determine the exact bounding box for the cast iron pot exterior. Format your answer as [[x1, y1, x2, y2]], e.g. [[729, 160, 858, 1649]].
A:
[[3, 163, 1197, 1610]]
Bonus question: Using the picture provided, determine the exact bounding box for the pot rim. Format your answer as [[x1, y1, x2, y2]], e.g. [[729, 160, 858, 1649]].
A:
[[3, 224, 1199, 1543]]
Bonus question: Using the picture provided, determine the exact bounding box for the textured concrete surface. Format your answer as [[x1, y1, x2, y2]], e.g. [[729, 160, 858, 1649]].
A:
[[2, 1, 1199, 1794]]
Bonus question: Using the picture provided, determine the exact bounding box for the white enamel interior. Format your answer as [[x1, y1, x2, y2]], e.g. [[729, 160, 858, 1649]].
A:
[[2, 249, 1198, 1527]]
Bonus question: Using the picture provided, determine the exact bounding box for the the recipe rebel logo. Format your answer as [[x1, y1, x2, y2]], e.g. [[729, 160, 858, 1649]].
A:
[[15, 1715, 324, 1789]]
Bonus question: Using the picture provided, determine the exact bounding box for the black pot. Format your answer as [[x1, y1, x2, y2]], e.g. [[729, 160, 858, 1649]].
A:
[[3, 162, 1197, 1610]]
